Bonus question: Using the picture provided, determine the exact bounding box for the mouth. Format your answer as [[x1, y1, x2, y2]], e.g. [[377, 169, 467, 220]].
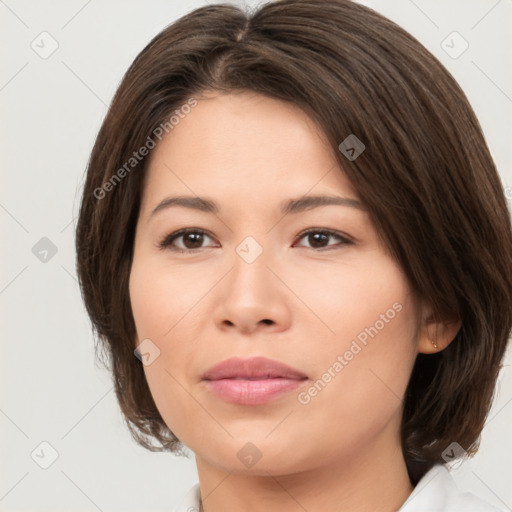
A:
[[202, 356, 308, 405]]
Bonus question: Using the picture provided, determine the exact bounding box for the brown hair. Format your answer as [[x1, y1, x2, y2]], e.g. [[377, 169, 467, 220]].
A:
[[75, 0, 512, 484]]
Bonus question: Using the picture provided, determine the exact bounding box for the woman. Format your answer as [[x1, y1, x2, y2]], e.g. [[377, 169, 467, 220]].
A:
[[75, 1, 512, 510]]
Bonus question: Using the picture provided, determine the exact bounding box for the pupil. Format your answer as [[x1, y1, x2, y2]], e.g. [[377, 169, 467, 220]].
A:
[[184, 233, 203, 248]]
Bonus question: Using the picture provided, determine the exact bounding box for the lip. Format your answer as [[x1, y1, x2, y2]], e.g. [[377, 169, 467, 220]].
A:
[[202, 356, 308, 405]]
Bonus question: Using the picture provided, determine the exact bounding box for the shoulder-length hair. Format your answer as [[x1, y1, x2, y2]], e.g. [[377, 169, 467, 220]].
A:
[[75, 0, 512, 484]]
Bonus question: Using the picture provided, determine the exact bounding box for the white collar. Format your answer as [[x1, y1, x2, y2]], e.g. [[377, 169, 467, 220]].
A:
[[399, 464, 504, 511], [171, 464, 505, 511]]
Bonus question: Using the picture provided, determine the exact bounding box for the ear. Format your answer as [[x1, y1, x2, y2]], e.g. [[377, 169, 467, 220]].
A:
[[416, 304, 461, 354]]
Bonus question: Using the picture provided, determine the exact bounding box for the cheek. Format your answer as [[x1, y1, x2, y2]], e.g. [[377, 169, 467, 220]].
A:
[[289, 251, 416, 346], [294, 256, 418, 420], [129, 258, 209, 442], [129, 254, 210, 344], [129, 262, 192, 370]]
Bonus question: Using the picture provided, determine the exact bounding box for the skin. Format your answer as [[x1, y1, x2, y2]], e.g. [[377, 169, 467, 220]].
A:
[[129, 91, 461, 512]]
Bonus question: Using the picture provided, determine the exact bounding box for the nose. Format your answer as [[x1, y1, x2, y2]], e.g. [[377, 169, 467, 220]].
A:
[[213, 244, 292, 335]]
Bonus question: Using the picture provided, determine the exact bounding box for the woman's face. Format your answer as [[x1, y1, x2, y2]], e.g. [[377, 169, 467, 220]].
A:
[[129, 91, 423, 475]]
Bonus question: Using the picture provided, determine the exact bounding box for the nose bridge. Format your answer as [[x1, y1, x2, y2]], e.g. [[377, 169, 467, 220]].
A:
[[212, 232, 290, 332], [230, 234, 273, 295], [235, 234, 267, 268]]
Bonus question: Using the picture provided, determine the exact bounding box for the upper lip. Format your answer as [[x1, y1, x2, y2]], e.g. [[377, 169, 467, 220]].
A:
[[202, 356, 308, 381]]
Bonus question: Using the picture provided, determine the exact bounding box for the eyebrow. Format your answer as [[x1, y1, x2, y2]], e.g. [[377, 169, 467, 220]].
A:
[[148, 194, 366, 222]]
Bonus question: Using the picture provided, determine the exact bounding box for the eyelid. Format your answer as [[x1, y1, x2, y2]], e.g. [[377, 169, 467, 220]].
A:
[[156, 228, 217, 251], [157, 227, 354, 252], [293, 227, 353, 248]]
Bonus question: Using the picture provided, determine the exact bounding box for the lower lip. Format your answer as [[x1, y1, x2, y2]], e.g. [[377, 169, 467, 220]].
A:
[[204, 378, 306, 405]]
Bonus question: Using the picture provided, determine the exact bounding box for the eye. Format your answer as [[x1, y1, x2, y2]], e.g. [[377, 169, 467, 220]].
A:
[[157, 227, 353, 253], [293, 228, 353, 250], [157, 228, 217, 252]]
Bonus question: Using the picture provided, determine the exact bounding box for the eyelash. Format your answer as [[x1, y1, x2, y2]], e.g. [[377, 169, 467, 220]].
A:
[[157, 227, 353, 253]]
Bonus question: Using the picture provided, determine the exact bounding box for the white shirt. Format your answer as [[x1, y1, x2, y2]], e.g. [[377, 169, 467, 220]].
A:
[[171, 464, 506, 511]]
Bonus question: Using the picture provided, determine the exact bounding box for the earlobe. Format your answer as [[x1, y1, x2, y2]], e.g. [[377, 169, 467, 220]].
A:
[[417, 311, 462, 354]]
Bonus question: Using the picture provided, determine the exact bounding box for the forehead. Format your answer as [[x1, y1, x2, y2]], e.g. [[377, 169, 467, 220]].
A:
[[141, 92, 359, 213]]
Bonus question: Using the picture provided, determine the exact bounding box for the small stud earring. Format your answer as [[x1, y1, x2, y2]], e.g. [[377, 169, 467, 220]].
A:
[[431, 340, 438, 349]]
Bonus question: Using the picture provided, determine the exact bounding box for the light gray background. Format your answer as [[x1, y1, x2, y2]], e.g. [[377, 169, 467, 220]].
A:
[[1, 0, 511, 511]]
